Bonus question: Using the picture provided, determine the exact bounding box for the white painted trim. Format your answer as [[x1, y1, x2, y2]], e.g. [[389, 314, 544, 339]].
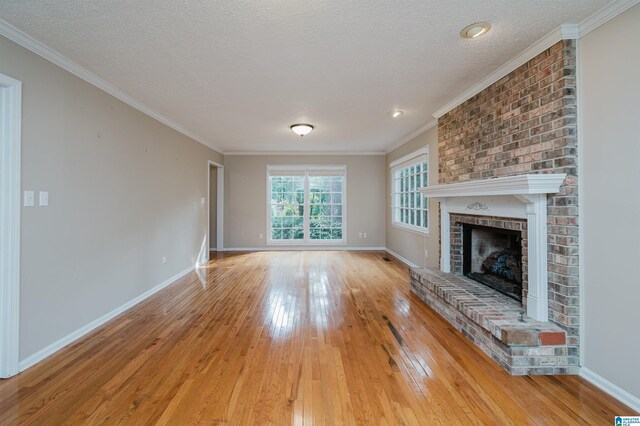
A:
[[384, 248, 419, 269], [216, 166, 224, 251], [206, 160, 224, 263], [18, 265, 195, 372], [423, 174, 566, 198], [439, 200, 451, 273], [580, 367, 640, 413], [385, 120, 437, 154], [224, 151, 385, 156], [425, 175, 566, 322], [515, 193, 550, 322], [267, 164, 347, 172], [265, 165, 347, 246], [430, 0, 639, 120], [0, 73, 21, 378], [578, 0, 640, 37], [0, 18, 220, 153], [432, 27, 566, 119], [389, 147, 429, 169], [390, 149, 430, 234], [576, 38, 587, 366], [223, 247, 385, 252]]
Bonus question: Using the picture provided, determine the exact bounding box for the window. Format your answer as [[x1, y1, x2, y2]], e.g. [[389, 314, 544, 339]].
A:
[[268, 166, 346, 244], [391, 149, 428, 233]]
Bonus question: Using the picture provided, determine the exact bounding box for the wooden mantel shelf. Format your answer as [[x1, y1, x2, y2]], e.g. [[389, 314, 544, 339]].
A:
[[422, 174, 567, 198]]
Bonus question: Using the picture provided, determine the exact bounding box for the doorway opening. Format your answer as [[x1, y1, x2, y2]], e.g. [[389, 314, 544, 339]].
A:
[[208, 161, 224, 261], [0, 73, 22, 378]]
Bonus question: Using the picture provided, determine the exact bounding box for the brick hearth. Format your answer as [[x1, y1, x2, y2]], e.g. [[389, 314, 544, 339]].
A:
[[410, 268, 578, 375]]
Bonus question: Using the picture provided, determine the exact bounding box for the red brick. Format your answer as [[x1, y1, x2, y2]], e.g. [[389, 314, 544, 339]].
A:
[[538, 331, 566, 346]]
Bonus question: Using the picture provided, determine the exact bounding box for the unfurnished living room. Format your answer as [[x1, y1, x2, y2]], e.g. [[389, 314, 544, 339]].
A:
[[0, 1, 639, 424]]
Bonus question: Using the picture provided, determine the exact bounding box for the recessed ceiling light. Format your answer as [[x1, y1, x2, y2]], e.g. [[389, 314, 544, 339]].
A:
[[392, 110, 404, 118], [290, 123, 314, 137], [460, 22, 491, 39]]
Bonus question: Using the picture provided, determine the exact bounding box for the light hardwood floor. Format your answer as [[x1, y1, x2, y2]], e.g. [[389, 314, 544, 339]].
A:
[[0, 251, 632, 424]]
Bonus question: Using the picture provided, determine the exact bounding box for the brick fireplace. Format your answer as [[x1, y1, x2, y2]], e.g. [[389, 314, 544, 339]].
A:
[[456, 215, 525, 302], [409, 39, 579, 375]]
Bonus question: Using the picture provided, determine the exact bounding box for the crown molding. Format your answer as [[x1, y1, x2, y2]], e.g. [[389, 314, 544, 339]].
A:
[[560, 24, 581, 40], [432, 26, 564, 119], [384, 120, 437, 154], [432, 0, 639, 120], [578, 0, 640, 37], [0, 18, 222, 153], [224, 150, 385, 156]]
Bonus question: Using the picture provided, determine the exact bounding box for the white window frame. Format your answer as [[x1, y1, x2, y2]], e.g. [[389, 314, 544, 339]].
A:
[[390, 147, 429, 236], [266, 165, 347, 245]]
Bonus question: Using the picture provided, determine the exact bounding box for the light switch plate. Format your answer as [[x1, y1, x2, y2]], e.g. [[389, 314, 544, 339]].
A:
[[39, 191, 49, 206], [24, 191, 34, 207]]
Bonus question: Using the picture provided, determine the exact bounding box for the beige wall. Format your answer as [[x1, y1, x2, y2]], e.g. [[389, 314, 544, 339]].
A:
[[0, 35, 223, 360], [224, 155, 385, 249], [580, 4, 640, 400], [385, 126, 439, 267], [209, 166, 217, 250]]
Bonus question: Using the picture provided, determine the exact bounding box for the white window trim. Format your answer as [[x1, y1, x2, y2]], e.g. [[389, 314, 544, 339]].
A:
[[266, 165, 347, 246], [390, 147, 429, 235]]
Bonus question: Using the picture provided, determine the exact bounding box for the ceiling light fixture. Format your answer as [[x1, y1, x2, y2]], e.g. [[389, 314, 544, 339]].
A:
[[460, 22, 491, 39], [290, 123, 314, 137], [392, 110, 404, 118]]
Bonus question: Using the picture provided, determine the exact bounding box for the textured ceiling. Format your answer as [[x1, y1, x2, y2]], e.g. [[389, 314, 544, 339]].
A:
[[0, 0, 611, 153]]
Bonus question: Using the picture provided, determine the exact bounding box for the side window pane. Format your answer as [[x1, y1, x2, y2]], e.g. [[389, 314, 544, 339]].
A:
[[269, 175, 304, 240], [391, 159, 428, 230], [309, 175, 344, 241]]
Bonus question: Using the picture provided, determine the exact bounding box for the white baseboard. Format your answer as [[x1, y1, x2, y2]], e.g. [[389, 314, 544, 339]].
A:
[[18, 265, 196, 372], [580, 367, 640, 413], [384, 248, 419, 268], [223, 246, 386, 252]]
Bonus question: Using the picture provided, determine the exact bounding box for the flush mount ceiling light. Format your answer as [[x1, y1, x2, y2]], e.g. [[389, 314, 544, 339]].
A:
[[290, 123, 314, 137], [460, 22, 491, 39], [392, 110, 404, 118]]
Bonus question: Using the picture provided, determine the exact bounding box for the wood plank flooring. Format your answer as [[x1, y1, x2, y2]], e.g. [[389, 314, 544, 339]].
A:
[[0, 251, 632, 425]]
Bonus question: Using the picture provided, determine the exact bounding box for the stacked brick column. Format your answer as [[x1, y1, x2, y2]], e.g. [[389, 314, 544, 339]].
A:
[[437, 40, 579, 358]]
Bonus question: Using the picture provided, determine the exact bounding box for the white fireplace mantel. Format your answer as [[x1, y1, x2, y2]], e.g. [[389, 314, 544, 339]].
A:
[[421, 174, 566, 322]]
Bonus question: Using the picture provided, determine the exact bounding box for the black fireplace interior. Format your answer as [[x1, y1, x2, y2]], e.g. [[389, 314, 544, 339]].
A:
[[462, 224, 523, 302]]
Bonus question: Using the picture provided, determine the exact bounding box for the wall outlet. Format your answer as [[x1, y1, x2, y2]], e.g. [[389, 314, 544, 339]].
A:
[[358, 232, 363, 239], [39, 191, 49, 206], [259, 233, 264, 240], [24, 191, 34, 207], [162, 257, 167, 264], [363, 232, 367, 238], [200, 197, 206, 205]]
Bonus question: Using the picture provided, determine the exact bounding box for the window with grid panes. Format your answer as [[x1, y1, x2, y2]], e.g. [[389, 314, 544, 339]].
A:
[[267, 166, 345, 244], [391, 152, 428, 233]]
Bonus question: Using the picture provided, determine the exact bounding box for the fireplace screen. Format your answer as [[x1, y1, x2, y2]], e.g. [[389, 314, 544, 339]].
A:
[[462, 224, 523, 302]]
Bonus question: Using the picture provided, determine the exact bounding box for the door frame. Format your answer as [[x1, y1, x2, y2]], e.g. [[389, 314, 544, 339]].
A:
[[207, 160, 224, 261], [0, 73, 22, 378]]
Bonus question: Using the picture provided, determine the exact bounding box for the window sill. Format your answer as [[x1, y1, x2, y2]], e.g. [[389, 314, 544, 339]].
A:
[[391, 223, 429, 237], [266, 240, 347, 246]]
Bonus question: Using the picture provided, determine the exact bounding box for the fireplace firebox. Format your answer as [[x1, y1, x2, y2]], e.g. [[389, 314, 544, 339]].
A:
[[462, 224, 523, 302]]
